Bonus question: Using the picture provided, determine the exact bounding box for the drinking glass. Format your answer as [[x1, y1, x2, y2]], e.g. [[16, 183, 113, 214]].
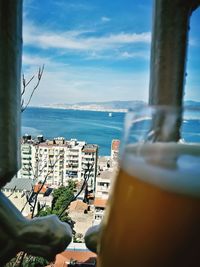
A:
[[97, 105, 200, 267]]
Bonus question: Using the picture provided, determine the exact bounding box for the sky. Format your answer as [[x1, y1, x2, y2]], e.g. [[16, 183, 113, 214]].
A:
[[23, 0, 200, 106]]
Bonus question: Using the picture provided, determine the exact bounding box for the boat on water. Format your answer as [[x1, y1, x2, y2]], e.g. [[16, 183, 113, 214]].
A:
[[108, 112, 112, 117]]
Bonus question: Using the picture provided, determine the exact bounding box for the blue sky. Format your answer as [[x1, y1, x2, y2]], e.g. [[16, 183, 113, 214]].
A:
[[23, 0, 200, 105]]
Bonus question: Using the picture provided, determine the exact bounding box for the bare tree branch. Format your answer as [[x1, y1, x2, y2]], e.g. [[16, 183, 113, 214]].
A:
[[20, 152, 59, 216], [21, 65, 44, 112], [15, 150, 95, 266], [30, 154, 61, 218], [7, 186, 17, 198], [20, 149, 48, 213], [21, 74, 35, 97], [58, 162, 94, 219]]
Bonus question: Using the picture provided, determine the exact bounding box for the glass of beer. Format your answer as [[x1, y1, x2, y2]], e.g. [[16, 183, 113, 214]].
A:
[[97, 105, 200, 267]]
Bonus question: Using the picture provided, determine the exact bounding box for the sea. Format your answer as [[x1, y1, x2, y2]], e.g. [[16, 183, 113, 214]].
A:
[[22, 107, 200, 156], [22, 107, 125, 156]]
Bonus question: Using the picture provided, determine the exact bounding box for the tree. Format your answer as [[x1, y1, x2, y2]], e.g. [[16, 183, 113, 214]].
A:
[[8, 160, 93, 267], [38, 181, 76, 223], [5, 255, 50, 267]]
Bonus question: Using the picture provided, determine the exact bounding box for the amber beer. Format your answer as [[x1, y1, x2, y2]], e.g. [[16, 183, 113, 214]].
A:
[[97, 143, 200, 267]]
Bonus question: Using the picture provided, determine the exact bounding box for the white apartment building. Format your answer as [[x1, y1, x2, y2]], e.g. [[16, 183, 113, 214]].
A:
[[81, 144, 98, 191], [36, 138, 95, 186], [95, 170, 113, 199], [20, 135, 36, 179], [36, 138, 66, 186], [19, 136, 98, 191], [93, 169, 114, 225], [93, 154, 119, 225], [65, 139, 86, 181]]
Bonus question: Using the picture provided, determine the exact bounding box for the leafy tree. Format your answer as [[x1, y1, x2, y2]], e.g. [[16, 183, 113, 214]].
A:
[[5, 255, 49, 267], [22, 256, 49, 267], [38, 181, 76, 223], [7, 181, 76, 267]]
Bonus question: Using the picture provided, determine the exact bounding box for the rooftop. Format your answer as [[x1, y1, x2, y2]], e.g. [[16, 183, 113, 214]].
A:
[[94, 198, 107, 208], [98, 156, 111, 164], [34, 183, 49, 194], [82, 144, 98, 153], [3, 178, 34, 191], [97, 170, 113, 180], [69, 200, 88, 212], [51, 249, 96, 267]]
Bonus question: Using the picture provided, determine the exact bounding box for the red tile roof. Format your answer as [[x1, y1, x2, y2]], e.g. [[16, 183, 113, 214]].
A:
[[69, 200, 88, 212], [111, 139, 120, 151], [53, 250, 96, 267], [33, 183, 48, 193], [94, 198, 107, 208]]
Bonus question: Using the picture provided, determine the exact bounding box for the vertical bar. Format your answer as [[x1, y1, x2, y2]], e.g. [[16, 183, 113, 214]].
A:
[[148, 0, 199, 141], [0, 0, 22, 186], [149, 0, 199, 107]]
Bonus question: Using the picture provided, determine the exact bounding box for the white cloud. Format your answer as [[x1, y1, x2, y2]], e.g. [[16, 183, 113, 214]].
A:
[[23, 22, 151, 52], [189, 38, 199, 47], [101, 16, 111, 22], [22, 54, 52, 66], [84, 49, 150, 61], [22, 57, 149, 105], [120, 51, 150, 60], [56, 2, 94, 11], [22, 19, 151, 105]]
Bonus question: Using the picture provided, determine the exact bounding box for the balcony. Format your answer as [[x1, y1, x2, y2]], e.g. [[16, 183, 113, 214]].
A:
[[21, 151, 31, 155], [96, 186, 110, 193], [82, 161, 93, 166], [95, 209, 104, 216], [69, 152, 79, 157], [68, 159, 79, 163]]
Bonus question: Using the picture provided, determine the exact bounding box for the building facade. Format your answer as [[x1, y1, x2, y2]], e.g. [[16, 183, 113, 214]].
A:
[[20, 135, 36, 179], [19, 136, 98, 191], [93, 152, 119, 225], [111, 139, 120, 160]]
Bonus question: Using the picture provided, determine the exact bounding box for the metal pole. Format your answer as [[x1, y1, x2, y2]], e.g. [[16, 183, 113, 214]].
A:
[[0, 0, 22, 186], [149, 0, 200, 107], [148, 0, 200, 142]]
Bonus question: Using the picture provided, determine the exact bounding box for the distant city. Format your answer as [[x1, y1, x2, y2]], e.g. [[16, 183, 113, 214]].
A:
[[35, 100, 200, 112]]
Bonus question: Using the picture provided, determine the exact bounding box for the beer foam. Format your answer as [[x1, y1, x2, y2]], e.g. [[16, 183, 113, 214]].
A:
[[121, 143, 200, 197]]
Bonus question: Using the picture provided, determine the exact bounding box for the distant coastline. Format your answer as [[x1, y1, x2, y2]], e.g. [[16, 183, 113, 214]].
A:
[[29, 100, 147, 113], [38, 106, 128, 113], [29, 100, 200, 113], [29, 105, 128, 113]]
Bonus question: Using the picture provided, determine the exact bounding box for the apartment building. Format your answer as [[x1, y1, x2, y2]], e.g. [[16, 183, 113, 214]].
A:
[[93, 151, 119, 225], [93, 170, 113, 224], [65, 139, 86, 181], [19, 136, 98, 191], [35, 137, 67, 186], [95, 170, 112, 199], [81, 144, 98, 191], [20, 135, 37, 179], [111, 139, 120, 160]]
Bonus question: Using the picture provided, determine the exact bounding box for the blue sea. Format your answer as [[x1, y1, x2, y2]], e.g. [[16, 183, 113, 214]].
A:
[[22, 107, 200, 156], [22, 107, 125, 156]]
